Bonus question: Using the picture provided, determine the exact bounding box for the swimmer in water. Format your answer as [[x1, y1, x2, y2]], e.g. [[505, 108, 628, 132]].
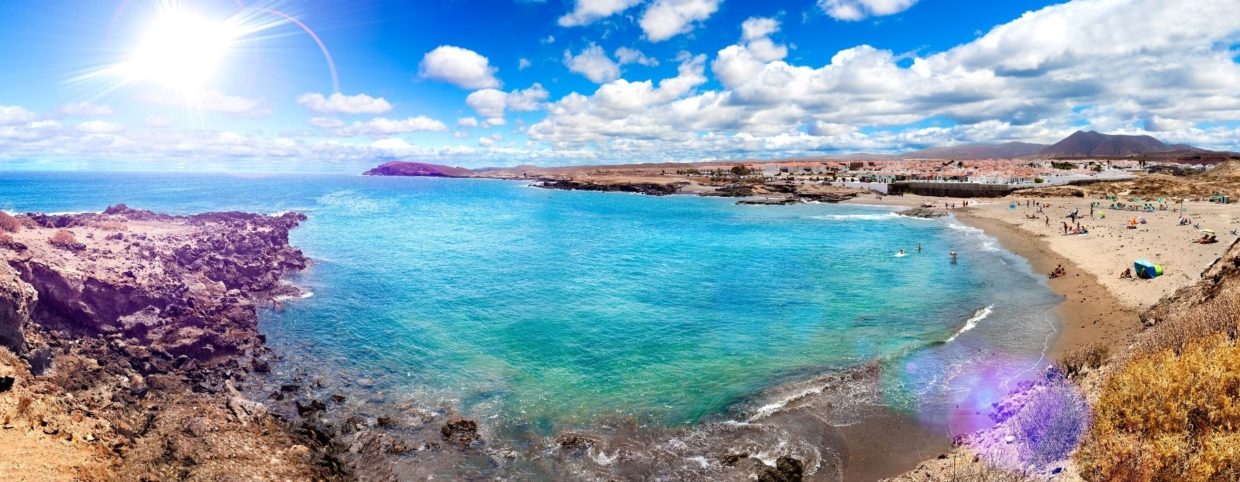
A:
[[898, 249, 905, 256], [949, 251, 958, 264]]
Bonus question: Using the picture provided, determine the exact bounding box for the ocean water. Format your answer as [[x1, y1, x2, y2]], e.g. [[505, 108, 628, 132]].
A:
[[0, 171, 1061, 452]]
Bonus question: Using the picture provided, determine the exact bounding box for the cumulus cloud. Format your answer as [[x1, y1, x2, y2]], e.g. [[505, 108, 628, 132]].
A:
[[558, 0, 643, 27], [526, 0, 1240, 161], [615, 47, 659, 66], [518, 58, 533, 70], [58, 101, 114, 117], [639, 0, 720, 42], [298, 92, 393, 114], [565, 45, 621, 83], [819, 0, 918, 21], [466, 84, 550, 126], [419, 46, 500, 89], [458, 117, 480, 127]]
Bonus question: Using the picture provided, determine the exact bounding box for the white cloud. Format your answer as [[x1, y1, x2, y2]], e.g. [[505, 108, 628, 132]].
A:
[[335, 116, 449, 136], [615, 47, 659, 66], [525, 0, 1240, 161], [541, 35, 556, 44], [135, 90, 270, 118], [458, 117, 480, 127], [639, 0, 720, 42], [564, 45, 621, 83], [741, 17, 780, 41], [466, 84, 551, 125], [419, 46, 501, 89], [76, 120, 124, 134], [518, 58, 533, 70], [0, 106, 37, 125], [818, 0, 918, 21], [507, 84, 551, 111], [297, 92, 393, 114], [466, 89, 508, 123], [58, 101, 114, 117], [558, 0, 643, 27]]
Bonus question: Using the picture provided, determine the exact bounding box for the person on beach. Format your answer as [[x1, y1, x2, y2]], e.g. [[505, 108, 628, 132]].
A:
[[1120, 268, 1134, 279], [1050, 264, 1067, 278]]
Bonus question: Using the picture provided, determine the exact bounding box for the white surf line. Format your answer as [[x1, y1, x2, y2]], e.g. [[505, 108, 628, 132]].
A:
[[1000, 310, 1059, 390], [945, 305, 994, 343]]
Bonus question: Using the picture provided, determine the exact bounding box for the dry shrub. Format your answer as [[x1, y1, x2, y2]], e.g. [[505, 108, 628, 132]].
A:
[[1077, 333, 1240, 481], [16, 396, 32, 417], [48, 229, 77, 247], [1058, 343, 1110, 379], [0, 211, 19, 233], [1136, 288, 1240, 356], [0, 232, 11, 245]]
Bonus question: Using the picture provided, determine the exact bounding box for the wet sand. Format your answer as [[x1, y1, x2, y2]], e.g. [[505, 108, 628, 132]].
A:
[[954, 211, 1141, 357]]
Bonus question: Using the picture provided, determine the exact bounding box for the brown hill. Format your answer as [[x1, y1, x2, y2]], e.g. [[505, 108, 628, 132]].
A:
[[1038, 130, 1181, 158], [363, 161, 473, 177]]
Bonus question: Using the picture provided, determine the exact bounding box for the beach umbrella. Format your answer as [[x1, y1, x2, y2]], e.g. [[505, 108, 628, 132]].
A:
[[1201, 229, 1216, 235]]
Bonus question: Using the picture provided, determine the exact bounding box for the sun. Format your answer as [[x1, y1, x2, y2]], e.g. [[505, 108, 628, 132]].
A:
[[118, 7, 239, 93]]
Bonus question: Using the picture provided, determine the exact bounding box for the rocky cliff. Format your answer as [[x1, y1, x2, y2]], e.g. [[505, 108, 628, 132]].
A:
[[0, 205, 339, 480]]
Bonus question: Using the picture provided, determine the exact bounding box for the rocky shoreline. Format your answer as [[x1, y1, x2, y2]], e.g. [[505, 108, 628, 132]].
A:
[[0, 205, 344, 479], [0, 205, 498, 480], [534, 178, 862, 204]]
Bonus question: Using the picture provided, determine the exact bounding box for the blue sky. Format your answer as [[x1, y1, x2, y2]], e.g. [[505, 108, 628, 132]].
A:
[[0, 0, 1238, 172]]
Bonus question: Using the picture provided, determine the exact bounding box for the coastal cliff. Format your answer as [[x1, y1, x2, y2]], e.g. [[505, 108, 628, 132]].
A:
[[363, 161, 473, 177], [0, 205, 336, 479]]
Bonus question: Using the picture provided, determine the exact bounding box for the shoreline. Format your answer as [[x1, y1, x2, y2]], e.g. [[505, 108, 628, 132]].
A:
[[953, 210, 1142, 358]]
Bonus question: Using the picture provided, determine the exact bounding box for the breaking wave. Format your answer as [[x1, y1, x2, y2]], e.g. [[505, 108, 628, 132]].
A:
[[945, 305, 995, 343]]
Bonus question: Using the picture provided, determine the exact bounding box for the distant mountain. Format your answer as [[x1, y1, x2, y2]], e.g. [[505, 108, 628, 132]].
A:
[[363, 161, 473, 177], [1037, 130, 1185, 158], [900, 142, 1048, 160]]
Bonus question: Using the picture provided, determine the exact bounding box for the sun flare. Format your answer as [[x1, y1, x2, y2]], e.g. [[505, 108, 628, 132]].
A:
[[118, 8, 238, 93]]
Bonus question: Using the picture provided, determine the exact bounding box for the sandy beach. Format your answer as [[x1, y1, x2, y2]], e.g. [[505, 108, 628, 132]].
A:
[[845, 192, 1240, 357]]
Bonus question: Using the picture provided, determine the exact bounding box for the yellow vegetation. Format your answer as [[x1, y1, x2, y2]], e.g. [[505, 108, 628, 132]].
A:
[[1079, 334, 1240, 480]]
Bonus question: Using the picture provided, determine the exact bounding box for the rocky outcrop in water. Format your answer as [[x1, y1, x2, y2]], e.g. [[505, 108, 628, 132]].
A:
[[536, 179, 690, 196], [896, 208, 948, 219]]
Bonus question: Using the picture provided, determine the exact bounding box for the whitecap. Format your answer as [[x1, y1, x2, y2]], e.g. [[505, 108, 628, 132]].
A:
[[945, 305, 994, 343]]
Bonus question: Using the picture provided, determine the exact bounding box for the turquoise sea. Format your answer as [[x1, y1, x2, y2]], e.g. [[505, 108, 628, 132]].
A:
[[0, 171, 1062, 471]]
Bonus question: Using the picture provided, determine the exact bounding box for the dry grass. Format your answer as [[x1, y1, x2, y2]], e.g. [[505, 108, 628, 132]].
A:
[[1059, 343, 1110, 379], [1077, 333, 1240, 481], [1136, 288, 1240, 356], [47, 229, 77, 247], [0, 211, 19, 233], [1077, 285, 1240, 481]]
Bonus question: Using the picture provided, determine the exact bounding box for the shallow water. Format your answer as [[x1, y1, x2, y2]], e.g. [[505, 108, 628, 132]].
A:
[[1, 171, 1063, 474]]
